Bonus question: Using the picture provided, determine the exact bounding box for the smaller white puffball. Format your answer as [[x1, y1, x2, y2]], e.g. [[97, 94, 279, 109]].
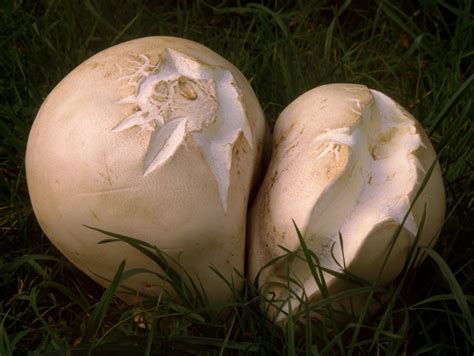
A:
[[248, 84, 445, 320]]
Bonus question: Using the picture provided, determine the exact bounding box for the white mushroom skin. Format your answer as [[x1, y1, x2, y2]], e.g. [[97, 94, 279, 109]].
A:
[[26, 37, 266, 304], [248, 84, 445, 318]]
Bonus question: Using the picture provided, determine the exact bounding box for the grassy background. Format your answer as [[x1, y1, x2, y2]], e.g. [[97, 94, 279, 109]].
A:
[[0, 0, 473, 354]]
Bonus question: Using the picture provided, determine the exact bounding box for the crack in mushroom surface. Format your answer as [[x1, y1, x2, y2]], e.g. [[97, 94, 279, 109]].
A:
[[112, 49, 253, 211], [309, 90, 422, 251]]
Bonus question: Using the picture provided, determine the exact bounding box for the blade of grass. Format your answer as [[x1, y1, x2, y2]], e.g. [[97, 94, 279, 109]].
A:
[[324, 0, 352, 62], [218, 312, 236, 356], [85, 225, 197, 305], [81, 259, 126, 345], [111, 8, 143, 45], [428, 73, 474, 135], [422, 247, 474, 339], [0, 312, 13, 356], [292, 221, 345, 354], [84, 0, 118, 34], [350, 158, 439, 355]]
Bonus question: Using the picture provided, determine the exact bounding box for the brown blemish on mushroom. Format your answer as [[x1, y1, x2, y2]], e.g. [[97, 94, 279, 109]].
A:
[[90, 209, 101, 222], [378, 127, 398, 143], [178, 76, 198, 100], [385, 172, 396, 181], [370, 146, 378, 160], [285, 143, 297, 155]]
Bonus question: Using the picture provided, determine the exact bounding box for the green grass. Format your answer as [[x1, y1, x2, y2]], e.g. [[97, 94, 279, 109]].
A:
[[1, 0, 473, 354]]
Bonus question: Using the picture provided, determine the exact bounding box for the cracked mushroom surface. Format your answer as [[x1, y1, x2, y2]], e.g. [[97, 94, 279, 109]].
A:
[[26, 37, 266, 304], [248, 83, 445, 319]]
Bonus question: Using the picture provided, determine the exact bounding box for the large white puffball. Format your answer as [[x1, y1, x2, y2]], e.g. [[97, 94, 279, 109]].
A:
[[249, 84, 445, 319], [26, 36, 266, 304]]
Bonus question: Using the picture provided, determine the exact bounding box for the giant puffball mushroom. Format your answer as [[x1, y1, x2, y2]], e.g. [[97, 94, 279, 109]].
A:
[[248, 83, 445, 320], [26, 36, 266, 304]]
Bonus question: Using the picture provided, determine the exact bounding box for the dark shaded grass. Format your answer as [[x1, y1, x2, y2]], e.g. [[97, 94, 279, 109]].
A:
[[1, 0, 473, 354]]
